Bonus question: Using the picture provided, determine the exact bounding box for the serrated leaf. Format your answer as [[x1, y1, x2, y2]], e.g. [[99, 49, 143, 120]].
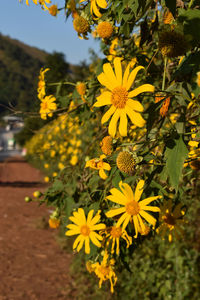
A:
[[165, 135, 188, 191]]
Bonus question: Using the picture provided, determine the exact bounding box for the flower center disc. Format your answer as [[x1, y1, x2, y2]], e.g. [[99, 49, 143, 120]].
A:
[[110, 226, 122, 238], [163, 213, 175, 226], [111, 86, 128, 109], [41, 102, 48, 110], [126, 201, 140, 215], [99, 266, 110, 277], [80, 225, 90, 236]]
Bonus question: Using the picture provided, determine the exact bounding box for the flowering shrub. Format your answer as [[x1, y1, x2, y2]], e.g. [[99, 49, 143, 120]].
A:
[[20, 0, 200, 295]]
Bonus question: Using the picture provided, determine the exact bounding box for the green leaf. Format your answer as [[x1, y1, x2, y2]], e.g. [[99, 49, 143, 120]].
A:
[[165, 135, 188, 191], [178, 9, 200, 46]]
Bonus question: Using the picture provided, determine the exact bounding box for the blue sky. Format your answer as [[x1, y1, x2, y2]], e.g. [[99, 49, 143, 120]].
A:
[[0, 0, 102, 64]]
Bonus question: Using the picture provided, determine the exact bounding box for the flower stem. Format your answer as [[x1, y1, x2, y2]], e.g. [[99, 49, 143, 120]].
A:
[[162, 57, 167, 91], [48, 82, 76, 86]]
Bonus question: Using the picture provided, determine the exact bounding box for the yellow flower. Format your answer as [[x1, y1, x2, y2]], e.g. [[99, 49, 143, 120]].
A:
[[70, 155, 78, 165], [58, 162, 65, 170], [22, 0, 51, 9], [39, 95, 57, 120], [65, 208, 106, 254], [100, 136, 113, 155], [53, 172, 58, 177], [107, 38, 118, 61], [106, 180, 161, 237], [37, 67, 49, 100], [44, 163, 49, 169], [85, 154, 111, 179], [196, 72, 200, 87], [103, 226, 132, 255], [48, 4, 58, 16], [49, 217, 60, 229], [44, 176, 49, 182], [97, 21, 113, 39], [94, 58, 154, 137], [116, 151, 135, 174], [76, 82, 86, 102], [80, 0, 108, 19], [90, 251, 117, 293], [157, 200, 185, 242], [73, 15, 90, 39]]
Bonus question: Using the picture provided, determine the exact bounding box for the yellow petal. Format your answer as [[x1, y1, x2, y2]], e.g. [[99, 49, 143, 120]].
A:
[[107, 189, 128, 205], [114, 57, 122, 86], [94, 92, 112, 107], [73, 235, 82, 249], [108, 110, 121, 137], [126, 107, 146, 127], [91, 0, 102, 18], [99, 168, 107, 179], [128, 84, 155, 98], [126, 99, 144, 112], [76, 237, 84, 252], [102, 162, 111, 171], [106, 207, 126, 218], [87, 210, 94, 225], [101, 105, 116, 124], [97, 73, 113, 91], [84, 236, 90, 254], [139, 195, 161, 207], [90, 223, 106, 231], [77, 208, 87, 223], [121, 214, 131, 231], [142, 206, 160, 212], [96, 0, 107, 9], [116, 212, 129, 228], [139, 210, 157, 226], [122, 64, 130, 87], [119, 181, 134, 201], [119, 110, 127, 136], [90, 232, 102, 247], [135, 180, 145, 202], [103, 63, 118, 87], [90, 213, 101, 226], [133, 215, 139, 238], [65, 229, 79, 236], [126, 66, 144, 91]]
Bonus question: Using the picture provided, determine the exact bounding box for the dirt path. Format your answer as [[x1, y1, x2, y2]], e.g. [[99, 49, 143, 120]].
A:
[[0, 158, 73, 300]]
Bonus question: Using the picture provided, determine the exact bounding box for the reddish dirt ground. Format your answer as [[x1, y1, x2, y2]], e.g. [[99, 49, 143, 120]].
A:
[[0, 158, 73, 300]]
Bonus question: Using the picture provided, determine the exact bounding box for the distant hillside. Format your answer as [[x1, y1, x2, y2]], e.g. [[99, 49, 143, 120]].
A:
[[0, 33, 47, 115]]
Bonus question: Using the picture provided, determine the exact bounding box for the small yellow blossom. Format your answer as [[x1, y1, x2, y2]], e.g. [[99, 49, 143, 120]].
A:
[[85, 154, 111, 179], [102, 226, 132, 255], [40, 95, 57, 120], [97, 21, 113, 39], [44, 176, 50, 182], [90, 251, 117, 293], [157, 200, 186, 242], [49, 217, 60, 229], [196, 72, 200, 87], [48, 4, 58, 16]]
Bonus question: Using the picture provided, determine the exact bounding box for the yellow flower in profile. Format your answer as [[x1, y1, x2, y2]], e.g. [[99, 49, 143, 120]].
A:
[[48, 4, 58, 16], [157, 200, 185, 242], [85, 154, 111, 179], [22, 0, 51, 9], [73, 15, 90, 39], [40, 95, 57, 120], [100, 135, 113, 155], [91, 251, 117, 293], [49, 217, 60, 229], [196, 72, 200, 87], [94, 58, 155, 137], [37, 67, 49, 100], [80, 0, 108, 19], [106, 181, 161, 237], [65, 208, 106, 254], [103, 226, 132, 255]]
